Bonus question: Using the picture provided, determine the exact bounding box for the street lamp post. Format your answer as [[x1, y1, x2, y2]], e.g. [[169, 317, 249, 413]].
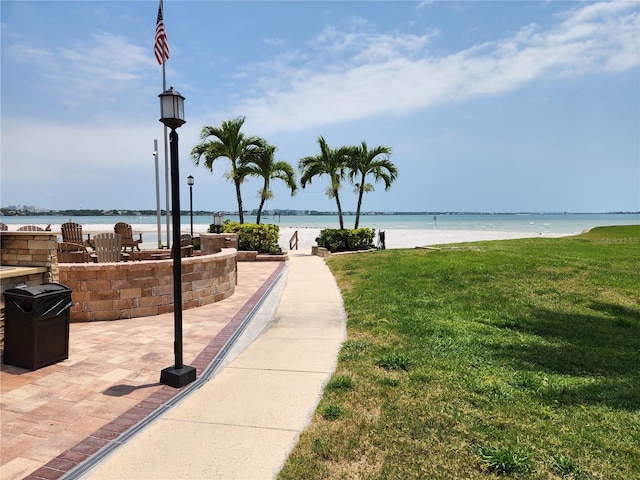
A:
[[158, 87, 196, 388], [187, 175, 194, 238]]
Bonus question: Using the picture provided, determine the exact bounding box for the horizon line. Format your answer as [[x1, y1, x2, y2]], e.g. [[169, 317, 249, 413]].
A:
[[2, 208, 638, 216]]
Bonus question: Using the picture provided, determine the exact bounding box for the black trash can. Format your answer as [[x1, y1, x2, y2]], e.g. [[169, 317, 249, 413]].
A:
[[3, 283, 73, 370]]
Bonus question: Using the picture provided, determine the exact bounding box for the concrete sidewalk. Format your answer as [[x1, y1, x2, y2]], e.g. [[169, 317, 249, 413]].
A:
[[78, 252, 346, 479]]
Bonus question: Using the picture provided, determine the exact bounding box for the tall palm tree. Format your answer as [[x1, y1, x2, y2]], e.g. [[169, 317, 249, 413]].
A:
[[190, 117, 265, 224], [299, 136, 353, 230], [349, 141, 397, 229], [238, 145, 298, 224]]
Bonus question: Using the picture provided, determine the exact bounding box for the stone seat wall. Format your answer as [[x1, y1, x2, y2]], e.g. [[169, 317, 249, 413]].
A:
[[58, 250, 237, 322]]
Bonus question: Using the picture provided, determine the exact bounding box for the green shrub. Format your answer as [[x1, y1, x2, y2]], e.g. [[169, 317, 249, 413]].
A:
[[316, 228, 375, 252], [209, 221, 279, 253]]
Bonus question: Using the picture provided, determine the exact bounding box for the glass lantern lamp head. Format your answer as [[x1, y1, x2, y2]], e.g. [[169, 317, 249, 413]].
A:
[[187, 175, 194, 187], [159, 87, 186, 130], [213, 212, 223, 227]]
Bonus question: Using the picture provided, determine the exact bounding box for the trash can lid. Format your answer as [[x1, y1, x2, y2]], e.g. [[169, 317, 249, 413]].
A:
[[4, 282, 71, 297]]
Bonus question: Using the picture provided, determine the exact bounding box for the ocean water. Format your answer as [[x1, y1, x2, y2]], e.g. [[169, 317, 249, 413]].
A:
[[0, 213, 640, 234], [2, 212, 638, 237]]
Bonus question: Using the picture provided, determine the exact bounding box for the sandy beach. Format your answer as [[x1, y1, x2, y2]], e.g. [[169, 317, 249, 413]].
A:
[[278, 226, 569, 251]]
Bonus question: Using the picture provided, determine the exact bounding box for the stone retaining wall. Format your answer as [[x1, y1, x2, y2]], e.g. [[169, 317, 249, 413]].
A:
[[0, 232, 58, 293], [1, 232, 59, 349], [58, 250, 237, 322], [0, 231, 279, 331], [200, 233, 239, 255]]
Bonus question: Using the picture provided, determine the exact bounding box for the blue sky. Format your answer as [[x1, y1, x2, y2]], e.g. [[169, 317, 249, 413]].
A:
[[1, 1, 638, 213]]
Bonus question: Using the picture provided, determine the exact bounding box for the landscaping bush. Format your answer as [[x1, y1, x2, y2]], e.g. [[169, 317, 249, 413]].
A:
[[209, 221, 279, 253], [316, 228, 375, 252]]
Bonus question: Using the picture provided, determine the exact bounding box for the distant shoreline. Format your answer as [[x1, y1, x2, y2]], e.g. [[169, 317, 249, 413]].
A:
[[2, 209, 639, 217]]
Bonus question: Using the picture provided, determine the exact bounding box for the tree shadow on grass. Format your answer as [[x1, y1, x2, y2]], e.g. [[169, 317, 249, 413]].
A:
[[486, 305, 640, 410], [588, 301, 640, 326]]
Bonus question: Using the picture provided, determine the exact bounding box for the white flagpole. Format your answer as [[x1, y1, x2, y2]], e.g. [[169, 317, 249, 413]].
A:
[[163, 69, 170, 248], [161, 0, 170, 249], [154, 139, 162, 248]]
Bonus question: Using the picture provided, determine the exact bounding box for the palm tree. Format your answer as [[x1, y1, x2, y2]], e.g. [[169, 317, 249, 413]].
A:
[[238, 145, 298, 224], [299, 136, 353, 230], [190, 117, 265, 224], [349, 141, 397, 229]]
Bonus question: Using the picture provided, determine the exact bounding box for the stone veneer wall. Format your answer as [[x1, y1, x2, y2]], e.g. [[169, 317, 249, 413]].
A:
[[200, 233, 239, 255], [58, 250, 237, 322], [0, 232, 58, 290], [1, 232, 59, 349]]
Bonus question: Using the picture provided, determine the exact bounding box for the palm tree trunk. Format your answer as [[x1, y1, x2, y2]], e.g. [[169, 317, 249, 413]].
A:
[[355, 188, 365, 229], [256, 196, 266, 224], [334, 189, 344, 230], [355, 175, 365, 228], [235, 180, 244, 224]]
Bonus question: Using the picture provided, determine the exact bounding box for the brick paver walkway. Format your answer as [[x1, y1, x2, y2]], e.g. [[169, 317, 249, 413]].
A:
[[1, 261, 284, 480]]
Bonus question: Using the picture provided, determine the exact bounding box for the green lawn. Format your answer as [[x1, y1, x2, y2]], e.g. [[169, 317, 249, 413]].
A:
[[278, 226, 640, 479]]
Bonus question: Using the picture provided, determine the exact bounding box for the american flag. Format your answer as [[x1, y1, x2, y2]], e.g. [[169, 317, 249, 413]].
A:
[[154, 0, 169, 65]]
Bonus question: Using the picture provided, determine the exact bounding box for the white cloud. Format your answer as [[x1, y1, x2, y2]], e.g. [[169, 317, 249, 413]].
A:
[[228, 1, 639, 134], [263, 37, 284, 46], [9, 43, 54, 61], [2, 119, 160, 179], [561, 0, 634, 25], [416, 1, 434, 10], [353, 32, 434, 63], [10, 31, 158, 111]]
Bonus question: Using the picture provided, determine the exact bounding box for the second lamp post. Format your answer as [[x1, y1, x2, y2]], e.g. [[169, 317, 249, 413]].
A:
[[187, 175, 194, 237]]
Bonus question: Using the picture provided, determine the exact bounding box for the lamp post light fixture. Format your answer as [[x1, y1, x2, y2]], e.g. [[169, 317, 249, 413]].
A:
[[187, 175, 194, 237], [158, 87, 196, 389], [213, 212, 224, 234]]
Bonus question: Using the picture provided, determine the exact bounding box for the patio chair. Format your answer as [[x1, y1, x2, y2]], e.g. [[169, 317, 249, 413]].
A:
[[57, 241, 95, 263], [114, 222, 142, 252], [0, 223, 8, 231], [94, 233, 128, 263], [176, 234, 194, 258], [17, 225, 45, 231], [61, 221, 91, 247]]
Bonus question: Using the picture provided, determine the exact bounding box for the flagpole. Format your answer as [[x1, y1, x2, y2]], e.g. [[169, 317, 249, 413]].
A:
[[154, 139, 162, 248], [157, 0, 171, 249], [163, 62, 171, 249]]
